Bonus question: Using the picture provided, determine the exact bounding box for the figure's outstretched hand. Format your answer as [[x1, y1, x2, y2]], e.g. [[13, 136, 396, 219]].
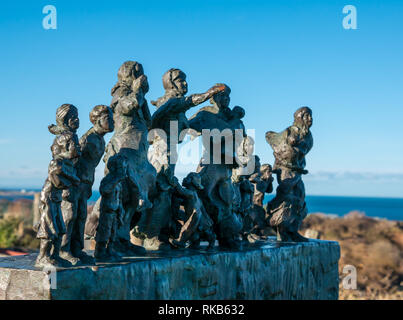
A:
[[207, 84, 226, 96]]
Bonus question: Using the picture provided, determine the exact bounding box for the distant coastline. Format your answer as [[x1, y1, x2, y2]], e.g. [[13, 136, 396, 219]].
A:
[[0, 189, 38, 201], [1, 189, 402, 221]]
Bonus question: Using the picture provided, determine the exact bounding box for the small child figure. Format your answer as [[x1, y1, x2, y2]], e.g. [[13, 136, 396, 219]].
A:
[[94, 154, 128, 262], [229, 106, 246, 134], [171, 172, 216, 250], [35, 131, 81, 268], [250, 160, 274, 208], [248, 161, 275, 241], [231, 168, 256, 242]]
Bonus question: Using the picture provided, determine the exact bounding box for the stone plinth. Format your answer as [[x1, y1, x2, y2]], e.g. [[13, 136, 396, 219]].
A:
[[0, 239, 340, 300]]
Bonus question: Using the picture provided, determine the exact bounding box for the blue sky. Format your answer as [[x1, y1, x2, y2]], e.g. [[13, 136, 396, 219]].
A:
[[0, 0, 402, 198]]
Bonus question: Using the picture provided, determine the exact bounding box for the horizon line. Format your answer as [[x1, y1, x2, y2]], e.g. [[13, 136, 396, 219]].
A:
[[0, 188, 402, 200]]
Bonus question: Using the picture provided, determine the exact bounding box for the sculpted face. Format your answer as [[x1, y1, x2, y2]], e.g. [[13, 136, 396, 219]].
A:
[[302, 111, 313, 128], [232, 106, 245, 120], [133, 63, 144, 79], [172, 71, 188, 95], [294, 107, 313, 129], [240, 136, 254, 160], [183, 173, 203, 190], [141, 75, 149, 94], [260, 164, 272, 180], [254, 156, 261, 173], [118, 61, 144, 84], [98, 109, 114, 134], [67, 109, 80, 131], [212, 92, 230, 113]]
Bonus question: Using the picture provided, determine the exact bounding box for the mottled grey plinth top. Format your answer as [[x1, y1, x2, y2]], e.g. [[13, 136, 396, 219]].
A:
[[0, 239, 340, 300]]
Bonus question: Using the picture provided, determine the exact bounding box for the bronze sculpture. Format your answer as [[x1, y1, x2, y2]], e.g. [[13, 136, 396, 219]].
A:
[[43, 104, 84, 266], [68, 105, 114, 264], [171, 172, 216, 250], [266, 107, 313, 242], [95, 154, 127, 262], [149, 68, 226, 176], [232, 166, 255, 242], [34, 61, 316, 269], [189, 84, 245, 249], [35, 105, 81, 268], [133, 168, 176, 250], [247, 158, 275, 241], [86, 61, 154, 256], [135, 69, 225, 250], [251, 160, 274, 208]]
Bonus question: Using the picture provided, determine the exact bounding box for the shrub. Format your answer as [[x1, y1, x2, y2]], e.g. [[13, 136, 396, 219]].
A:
[[0, 217, 21, 248]]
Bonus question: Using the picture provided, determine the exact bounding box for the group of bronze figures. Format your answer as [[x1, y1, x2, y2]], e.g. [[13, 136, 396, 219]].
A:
[[34, 61, 314, 268]]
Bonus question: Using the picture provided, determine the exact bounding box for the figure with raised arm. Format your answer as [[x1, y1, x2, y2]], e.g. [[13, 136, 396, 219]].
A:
[[188, 85, 248, 249], [85, 61, 154, 256], [135, 69, 224, 250], [149, 68, 226, 176]]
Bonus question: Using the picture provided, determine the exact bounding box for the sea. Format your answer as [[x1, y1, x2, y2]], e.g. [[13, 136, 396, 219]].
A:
[[264, 195, 403, 221], [1, 190, 402, 221]]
